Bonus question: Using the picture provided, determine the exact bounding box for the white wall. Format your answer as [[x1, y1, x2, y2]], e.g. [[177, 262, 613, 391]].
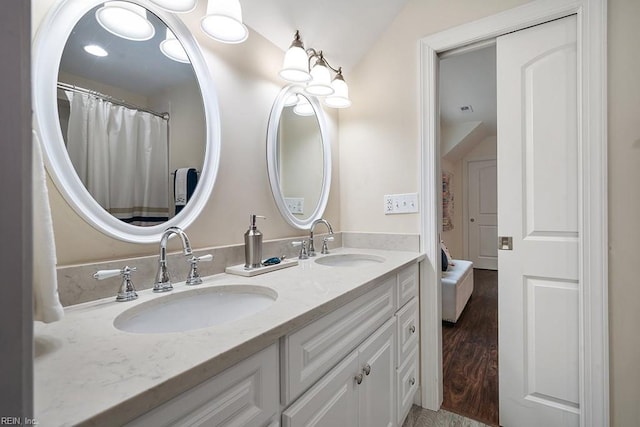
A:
[[33, 0, 340, 264]]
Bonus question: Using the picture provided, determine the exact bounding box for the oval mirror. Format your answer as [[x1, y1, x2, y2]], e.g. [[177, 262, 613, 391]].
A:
[[33, 0, 221, 243], [267, 85, 331, 229]]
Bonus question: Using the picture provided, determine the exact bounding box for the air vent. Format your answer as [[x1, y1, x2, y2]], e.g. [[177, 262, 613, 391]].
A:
[[460, 105, 474, 113]]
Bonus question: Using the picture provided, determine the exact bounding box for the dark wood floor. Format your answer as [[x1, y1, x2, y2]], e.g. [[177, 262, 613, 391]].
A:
[[442, 268, 499, 426]]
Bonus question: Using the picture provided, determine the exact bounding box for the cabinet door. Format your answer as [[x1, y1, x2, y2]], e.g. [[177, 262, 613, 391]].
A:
[[126, 344, 279, 427], [358, 317, 397, 427], [282, 352, 359, 427]]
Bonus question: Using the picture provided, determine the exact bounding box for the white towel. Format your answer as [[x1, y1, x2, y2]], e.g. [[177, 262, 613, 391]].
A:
[[32, 130, 64, 323], [174, 168, 189, 206]]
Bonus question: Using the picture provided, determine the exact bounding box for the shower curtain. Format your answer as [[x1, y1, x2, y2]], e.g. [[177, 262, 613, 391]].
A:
[[65, 91, 169, 226]]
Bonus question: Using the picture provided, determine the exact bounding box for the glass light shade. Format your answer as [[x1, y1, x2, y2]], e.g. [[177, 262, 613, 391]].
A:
[[279, 45, 311, 82], [305, 62, 334, 96], [148, 0, 197, 13], [293, 95, 314, 116], [96, 1, 155, 41], [160, 28, 190, 63], [83, 44, 108, 57], [324, 77, 351, 108], [201, 0, 248, 44], [283, 93, 299, 107]]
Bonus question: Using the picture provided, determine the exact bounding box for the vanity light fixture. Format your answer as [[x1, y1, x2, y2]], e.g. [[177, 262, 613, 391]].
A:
[[148, 0, 197, 13], [160, 28, 190, 63], [201, 0, 248, 44], [279, 30, 351, 108], [83, 44, 108, 57], [95, 1, 155, 41]]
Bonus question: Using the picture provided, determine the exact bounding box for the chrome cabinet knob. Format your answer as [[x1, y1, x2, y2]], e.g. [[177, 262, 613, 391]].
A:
[[409, 325, 416, 334], [409, 377, 416, 386], [362, 364, 371, 376], [355, 373, 363, 385]]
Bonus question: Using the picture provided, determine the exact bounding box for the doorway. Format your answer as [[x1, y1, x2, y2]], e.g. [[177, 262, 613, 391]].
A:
[[438, 44, 499, 425], [417, 1, 607, 426]]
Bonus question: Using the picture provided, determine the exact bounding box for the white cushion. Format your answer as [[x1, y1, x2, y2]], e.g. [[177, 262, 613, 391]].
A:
[[441, 260, 474, 323]]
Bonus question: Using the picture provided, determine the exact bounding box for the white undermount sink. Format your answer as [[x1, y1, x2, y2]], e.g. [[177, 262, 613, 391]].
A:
[[113, 285, 277, 334], [314, 253, 386, 267]]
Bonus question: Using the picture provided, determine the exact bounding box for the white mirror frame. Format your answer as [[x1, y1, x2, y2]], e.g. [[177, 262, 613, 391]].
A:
[[32, 0, 221, 243], [266, 85, 331, 230]]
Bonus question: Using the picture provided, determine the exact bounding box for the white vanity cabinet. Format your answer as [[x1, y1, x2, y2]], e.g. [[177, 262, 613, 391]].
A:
[[281, 262, 419, 427], [126, 344, 280, 427]]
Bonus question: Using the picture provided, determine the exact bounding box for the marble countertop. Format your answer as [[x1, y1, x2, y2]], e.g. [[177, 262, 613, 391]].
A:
[[34, 248, 424, 427]]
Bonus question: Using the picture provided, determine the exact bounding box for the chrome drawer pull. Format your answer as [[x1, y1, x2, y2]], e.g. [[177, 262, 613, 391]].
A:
[[362, 364, 371, 376]]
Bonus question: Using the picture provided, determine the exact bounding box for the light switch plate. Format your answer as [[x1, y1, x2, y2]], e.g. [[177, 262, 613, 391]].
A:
[[383, 193, 419, 214]]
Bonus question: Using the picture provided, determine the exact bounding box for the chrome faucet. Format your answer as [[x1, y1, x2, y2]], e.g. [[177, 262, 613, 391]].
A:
[[308, 218, 334, 257], [153, 227, 193, 292]]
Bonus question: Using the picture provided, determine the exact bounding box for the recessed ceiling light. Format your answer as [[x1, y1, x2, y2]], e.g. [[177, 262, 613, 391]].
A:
[[83, 44, 108, 57]]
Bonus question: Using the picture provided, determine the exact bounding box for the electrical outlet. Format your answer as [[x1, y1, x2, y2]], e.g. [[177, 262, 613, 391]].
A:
[[383, 193, 419, 215], [285, 197, 304, 214]]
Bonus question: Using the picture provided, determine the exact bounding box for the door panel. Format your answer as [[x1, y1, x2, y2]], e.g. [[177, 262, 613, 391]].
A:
[[497, 15, 579, 427], [468, 159, 497, 269]]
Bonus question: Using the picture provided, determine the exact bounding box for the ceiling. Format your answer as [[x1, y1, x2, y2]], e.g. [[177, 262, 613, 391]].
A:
[[241, 0, 410, 73], [439, 45, 497, 135]]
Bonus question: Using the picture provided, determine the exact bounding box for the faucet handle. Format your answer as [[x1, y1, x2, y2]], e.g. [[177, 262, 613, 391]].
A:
[[186, 254, 213, 286], [292, 241, 308, 260], [93, 266, 138, 302], [321, 236, 335, 254]]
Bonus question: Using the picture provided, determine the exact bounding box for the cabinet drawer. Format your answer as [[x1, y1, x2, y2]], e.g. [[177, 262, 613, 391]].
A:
[[282, 276, 396, 404], [126, 344, 279, 427], [397, 263, 418, 309], [396, 297, 419, 367], [397, 347, 419, 426]]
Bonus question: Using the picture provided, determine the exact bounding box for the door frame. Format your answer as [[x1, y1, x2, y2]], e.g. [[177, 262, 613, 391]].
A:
[[417, 1, 608, 426], [462, 155, 497, 264]]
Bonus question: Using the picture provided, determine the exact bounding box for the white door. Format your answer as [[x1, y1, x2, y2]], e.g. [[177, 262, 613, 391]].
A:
[[467, 159, 498, 270], [497, 15, 580, 427]]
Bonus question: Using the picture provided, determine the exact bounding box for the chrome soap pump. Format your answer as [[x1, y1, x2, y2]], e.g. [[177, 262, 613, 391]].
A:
[[244, 214, 266, 269]]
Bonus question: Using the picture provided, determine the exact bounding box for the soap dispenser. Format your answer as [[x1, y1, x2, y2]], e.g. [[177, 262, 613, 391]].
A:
[[244, 214, 266, 269]]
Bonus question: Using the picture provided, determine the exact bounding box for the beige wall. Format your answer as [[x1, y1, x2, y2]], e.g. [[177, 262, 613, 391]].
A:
[[339, 0, 531, 234], [608, 0, 640, 425], [33, 0, 340, 264]]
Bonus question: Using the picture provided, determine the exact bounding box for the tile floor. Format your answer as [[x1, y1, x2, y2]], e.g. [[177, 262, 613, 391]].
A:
[[402, 405, 492, 427]]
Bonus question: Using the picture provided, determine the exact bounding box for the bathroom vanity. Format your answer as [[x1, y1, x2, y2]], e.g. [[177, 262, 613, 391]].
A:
[[34, 248, 423, 426]]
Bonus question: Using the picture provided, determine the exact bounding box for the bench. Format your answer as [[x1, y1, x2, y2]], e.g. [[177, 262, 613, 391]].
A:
[[441, 260, 474, 323]]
